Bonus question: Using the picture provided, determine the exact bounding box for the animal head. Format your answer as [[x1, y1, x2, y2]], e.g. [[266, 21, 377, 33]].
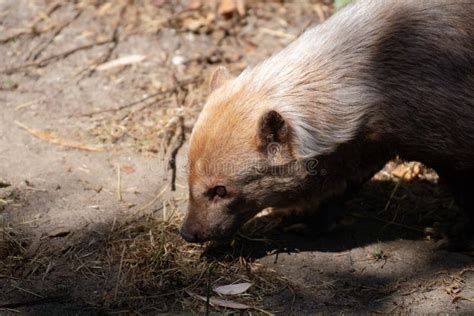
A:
[[179, 1, 396, 243], [180, 67, 317, 243]]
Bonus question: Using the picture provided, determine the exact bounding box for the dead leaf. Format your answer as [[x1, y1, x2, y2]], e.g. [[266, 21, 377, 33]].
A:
[[185, 290, 250, 309], [260, 27, 296, 40], [214, 282, 252, 295], [47, 227, 70, 238], [412, 163, 421, 176], [96, 55, 146, 71], [391, 163, 420, 180], [391, 164, 409, 179], [15, 121, 105, 152]]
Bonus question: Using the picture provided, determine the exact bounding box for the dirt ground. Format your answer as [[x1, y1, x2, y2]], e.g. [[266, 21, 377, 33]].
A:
[[1, 0, 473, 314]]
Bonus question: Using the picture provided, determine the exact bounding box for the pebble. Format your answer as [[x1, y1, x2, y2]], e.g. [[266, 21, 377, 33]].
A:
[[172, 55, 186, 65]]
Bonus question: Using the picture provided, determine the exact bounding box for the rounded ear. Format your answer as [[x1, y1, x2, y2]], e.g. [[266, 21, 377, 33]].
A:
[[258, 110, 289, 146], [209, 66, 232, 92]]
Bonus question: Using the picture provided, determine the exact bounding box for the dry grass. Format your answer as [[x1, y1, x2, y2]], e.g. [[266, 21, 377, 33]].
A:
[[104, 213, 289, 313], [0, 209, 290, 313], [88, 76, 205, 154]]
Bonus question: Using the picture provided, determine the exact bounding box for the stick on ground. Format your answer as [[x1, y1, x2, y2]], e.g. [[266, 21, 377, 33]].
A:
[[14, 121, 105, 152]]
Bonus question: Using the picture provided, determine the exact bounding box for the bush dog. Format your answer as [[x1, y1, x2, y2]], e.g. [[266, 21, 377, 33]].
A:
[[180, 0, 474, 248]]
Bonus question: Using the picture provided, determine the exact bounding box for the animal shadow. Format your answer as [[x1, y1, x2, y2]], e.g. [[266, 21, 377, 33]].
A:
[[203, 178, 463, 260]]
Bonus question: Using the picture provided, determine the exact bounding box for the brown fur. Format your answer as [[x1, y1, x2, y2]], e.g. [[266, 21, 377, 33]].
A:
[[181, 0, 474, 245]]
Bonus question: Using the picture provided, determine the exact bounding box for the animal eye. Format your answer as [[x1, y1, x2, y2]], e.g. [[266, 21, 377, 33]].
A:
[[214, 186, 227, 198]]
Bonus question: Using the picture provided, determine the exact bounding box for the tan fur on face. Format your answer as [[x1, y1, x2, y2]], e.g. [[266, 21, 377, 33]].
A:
[[189, 84, 271, 187], [186, 79, 290, 239]]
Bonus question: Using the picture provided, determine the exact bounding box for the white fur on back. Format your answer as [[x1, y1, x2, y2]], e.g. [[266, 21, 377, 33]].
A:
[[234, 0, 402, 157]]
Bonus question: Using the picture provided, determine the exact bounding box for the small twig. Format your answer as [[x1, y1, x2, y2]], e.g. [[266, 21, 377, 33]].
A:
[[125, 267, 209, 301], [78, 77, 199, 117], [370, 214, 424, 232], [259, 27, 296, 40], [117, 97, 168, 122], [314, 4, 327, 22], [110, 216, 117, 234], [1, 38, 113, 74], [84, 25, 120, 77], [0, 1, 61, 43], [252, 307, 275, 316], [11, 285, 43, 298], [206, 264, 213, 316], [116, 163, 122, 201], [401, 288, 419, 296], [388, 303, 402, 313], [167, 75, 197, 191], [42, 38, 112, 63], [14, 120, 105, 152], [163, 200, 167, 222], [23, 186, 48, 193], [168, 114, 185, 192], [79, 91, 165, 117], [237, 233, 271, 243], [0, 275, 22, 280], [15, 98, 45, 111], [79, 3, 126, 79], [0, 296, 66, 309], [135, 186, 167, 213], [43, 2, 62, 18], [380, 180, 402, 214], [0, 308, 21, 314], [0, 28, 36, 44], [114, 245, 126, 300], [42, 261, 53, 281], [26, 10, 82, 61]]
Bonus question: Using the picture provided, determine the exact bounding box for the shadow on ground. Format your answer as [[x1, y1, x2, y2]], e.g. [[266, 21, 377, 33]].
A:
[[2, 176, 473, 314], [206, 178, 464, 258], [201, 178, 474, 313]]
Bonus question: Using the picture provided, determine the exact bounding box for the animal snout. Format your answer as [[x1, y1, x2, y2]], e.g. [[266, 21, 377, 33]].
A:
[[180, 223, 204, 243]]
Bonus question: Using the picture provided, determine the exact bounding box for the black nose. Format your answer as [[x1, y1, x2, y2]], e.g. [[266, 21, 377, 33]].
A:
[[180, 226, 200, 243]]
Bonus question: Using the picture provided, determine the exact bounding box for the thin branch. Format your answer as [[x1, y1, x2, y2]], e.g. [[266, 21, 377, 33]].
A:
[[0, 296, 67, 309], [78, 3, 126, 78], [78, 77, 200, 117], [14, 120, 105, 152], [83, 25, 120, 77], [26, 10, 82, 61], [0, 2, 62, 44], [168, 114, 185, 192], [1, 38, 113, 74]]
